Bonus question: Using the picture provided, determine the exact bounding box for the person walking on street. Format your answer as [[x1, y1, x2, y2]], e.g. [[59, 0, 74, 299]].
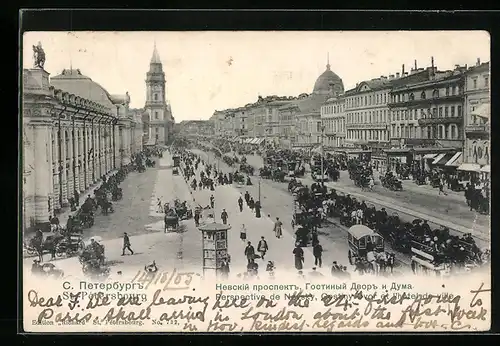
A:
[[240, 224, 247, 242], [255, 200, 261, 218], [244, 191, 250, 205], [293, 244, 304, 270], [257, 236, 268, 260], [210, 195, 215, 209], [244, 241, 255, 264], [221, 209, 228, 225], [313, 242, 323, 268], [238, 195, 244, 212], [273, 217, 283, 239], [438, 179, 447, 196], [122, 232, 134, 256]]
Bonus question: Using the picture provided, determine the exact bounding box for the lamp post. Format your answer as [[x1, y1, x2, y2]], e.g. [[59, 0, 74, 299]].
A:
[[258, 176, 261, 202]]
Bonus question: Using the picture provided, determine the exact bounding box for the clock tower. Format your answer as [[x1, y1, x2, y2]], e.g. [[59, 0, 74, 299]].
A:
[[144, 42, 171, 144]]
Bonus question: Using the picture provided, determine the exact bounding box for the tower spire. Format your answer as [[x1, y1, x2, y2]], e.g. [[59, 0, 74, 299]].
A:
[[151, 41, 161, 64], [326, 52, 330, 70]]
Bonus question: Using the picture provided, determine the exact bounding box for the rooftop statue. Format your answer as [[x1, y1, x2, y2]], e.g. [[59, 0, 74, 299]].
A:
[[32, 41, 46, 69]]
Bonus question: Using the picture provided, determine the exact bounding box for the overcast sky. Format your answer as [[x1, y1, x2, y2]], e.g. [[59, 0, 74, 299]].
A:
[[23, 31, 490, 121]]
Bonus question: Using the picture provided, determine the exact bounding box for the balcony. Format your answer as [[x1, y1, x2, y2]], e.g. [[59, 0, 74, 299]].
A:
[[418, 116, 463, 126], [465, 124, 489, 135]]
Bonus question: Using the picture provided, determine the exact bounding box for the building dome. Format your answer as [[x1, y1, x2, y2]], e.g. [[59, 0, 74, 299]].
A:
[[313, 60, 344, 96], [50, 68, 115, 110]]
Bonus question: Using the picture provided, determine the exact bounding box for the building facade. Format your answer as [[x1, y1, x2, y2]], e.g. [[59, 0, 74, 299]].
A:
[[143, 44, 175, 145], [320, 96, 346, 148], [344, 77, 392, 147], [23, 65, 140, 232], [462, 60, 490, 174]]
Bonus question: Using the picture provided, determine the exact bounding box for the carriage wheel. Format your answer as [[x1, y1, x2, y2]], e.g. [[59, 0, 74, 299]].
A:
[[55, 246, 66, 258], [348, 250, 353, 265]]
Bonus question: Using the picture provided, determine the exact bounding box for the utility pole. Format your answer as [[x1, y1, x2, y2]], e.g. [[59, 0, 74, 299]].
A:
[[258, 176, 261, 202]]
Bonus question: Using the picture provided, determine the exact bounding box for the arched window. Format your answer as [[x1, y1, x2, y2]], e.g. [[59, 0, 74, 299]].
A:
[[421, 91, 426, 99], [433, 89, 439, 98], [409, 93, 415, 101], [154, 93, 158, 101]]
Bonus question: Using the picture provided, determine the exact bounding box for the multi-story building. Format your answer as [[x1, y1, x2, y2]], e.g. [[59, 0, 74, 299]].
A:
[[387, 60, 467, 170], [177, 120, 215, 137], [143, 44, 175, 145], [320, 95, 346, 148], [461, 60, 490, 177], [23, 59, 140, 232], [344, 76, 392, 147]]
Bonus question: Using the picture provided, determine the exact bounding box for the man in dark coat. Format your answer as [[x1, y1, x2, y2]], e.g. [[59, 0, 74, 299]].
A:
[[221, 209, 228, 225], [244, 242, 255, 264], [238, 195, 244, 212], [293, 245, 304, 270], [313, 242, 323, 268], [257, 236, 268, 260], [255, 200, 261, 218], [122, 232, 134, 255]]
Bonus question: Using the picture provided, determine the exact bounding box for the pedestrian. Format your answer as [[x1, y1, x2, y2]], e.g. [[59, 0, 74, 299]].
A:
[[194, 210, 200, 227], [238, 195, 244, 212], [438, 179, 447, 196], [221, 258, 230, 279], [313, 242, 323, 268], [210, 195, 215, 209], [249, 197, 255, 210], [293, 244, 304, 270], [221, 209, 228, 225], [244, 191, 250, 205], [273, 217, 283, 239], [240, 224, 247, 241], [255, 200, 261, 218], [257, 236, 268, 260], [122, 232, 134, 256], [244, 241, 255, 264]]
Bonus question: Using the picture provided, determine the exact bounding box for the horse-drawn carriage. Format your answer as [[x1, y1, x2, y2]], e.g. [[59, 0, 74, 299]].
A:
[[347, 225, 384, 265], [55, 232, 84, 258], [74, 209, 94, 229], [25, 233, 63, 257], [381, 175, 403, 191], [111, 187, 123, 201], [311, 168, 329, 183], [164, 209, 180, 232], [174, 199, 193, 220], [239, 163, 255, 175], [173, 155, 181, 168]]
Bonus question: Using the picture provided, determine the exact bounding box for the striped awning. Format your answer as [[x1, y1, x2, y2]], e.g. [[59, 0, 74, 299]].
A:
[[423, 153, 437, 159], [445, 152, 462, 167], [432, 153, 447, 165], [457, 163, 481, 172]]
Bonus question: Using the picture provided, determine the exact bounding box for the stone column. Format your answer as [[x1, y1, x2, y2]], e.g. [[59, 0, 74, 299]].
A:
[[67, 128, 75, 200], [33, 119, 52, 225], [61, 128, 69, 207], [78, 128, 84, 192], [51, 128, 60, 211]]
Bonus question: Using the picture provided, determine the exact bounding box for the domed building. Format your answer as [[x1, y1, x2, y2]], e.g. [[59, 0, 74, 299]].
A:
[[312, 56, 345, 96], [277, 56, 345, 148]]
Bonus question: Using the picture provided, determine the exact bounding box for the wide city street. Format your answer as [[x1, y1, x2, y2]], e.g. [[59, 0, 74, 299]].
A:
[[23, 154, 204, 282]]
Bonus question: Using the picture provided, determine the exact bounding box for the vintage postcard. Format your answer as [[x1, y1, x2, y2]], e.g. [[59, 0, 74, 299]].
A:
[[21, 31, 490, 332]]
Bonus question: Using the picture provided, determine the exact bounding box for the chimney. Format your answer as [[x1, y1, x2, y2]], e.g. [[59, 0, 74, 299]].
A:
[[477, 58, 481, 66], [404, 72, 409, 77], [455, 64, 460, 70], [402, 64, 405, 75], [414, 59, 418, 70], [431, 56, 434, 69], [396, 72, 400, 78], [389, 74, 394, 80]]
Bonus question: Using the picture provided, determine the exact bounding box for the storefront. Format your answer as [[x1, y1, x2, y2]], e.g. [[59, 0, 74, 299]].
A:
[[383, 149, 412, 173]]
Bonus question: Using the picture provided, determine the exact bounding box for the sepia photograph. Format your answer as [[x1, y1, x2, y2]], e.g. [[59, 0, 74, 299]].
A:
[[21, 30, 491, 332]]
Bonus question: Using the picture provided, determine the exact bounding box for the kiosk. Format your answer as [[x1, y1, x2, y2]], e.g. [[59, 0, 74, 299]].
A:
[[198, 222, 231, 278]]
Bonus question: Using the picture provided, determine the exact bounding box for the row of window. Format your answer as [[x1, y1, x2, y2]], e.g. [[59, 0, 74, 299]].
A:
[[323, 118, 345, 134], [390, 124, 459, 140], [345, 92, 390, 109], [391, 85, 463, 103], [469, 75, 489, 89], [322, 103, 345, 115], [347, 109, 388, 124], [391, 105, 462, 122], [346, 130, 389, 141]]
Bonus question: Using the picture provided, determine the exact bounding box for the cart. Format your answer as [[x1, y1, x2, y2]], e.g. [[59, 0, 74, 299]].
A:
[[173, 155, 181, 168], [165, 210, 180, 232], [347, 225, 384, 265]]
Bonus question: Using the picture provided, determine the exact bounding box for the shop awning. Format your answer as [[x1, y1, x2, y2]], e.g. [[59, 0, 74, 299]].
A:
[[257, 138, 266, 145], [457, 163, 481, 172], [423, 153, 437, 159], [432, 153, 447, 165], [445, 152, 462, 167], [480, 165, 490, 173], [245, 138, 252, 144], [251, 138, 259, 144]]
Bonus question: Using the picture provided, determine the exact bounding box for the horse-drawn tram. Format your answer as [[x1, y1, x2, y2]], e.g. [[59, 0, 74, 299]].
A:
[[410, 240, 451, 277], [347, 225, 384, 265]]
